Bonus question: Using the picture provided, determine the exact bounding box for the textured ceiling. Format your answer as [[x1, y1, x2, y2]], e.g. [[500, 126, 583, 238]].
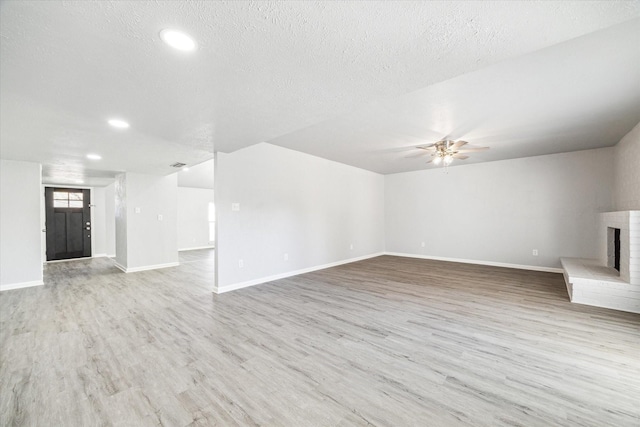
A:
[[271, 19, 640, 174], [1, 1, 639, 183]]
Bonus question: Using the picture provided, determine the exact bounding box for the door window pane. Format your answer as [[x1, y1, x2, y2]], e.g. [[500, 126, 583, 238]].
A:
[[52, 190, 84, 208]]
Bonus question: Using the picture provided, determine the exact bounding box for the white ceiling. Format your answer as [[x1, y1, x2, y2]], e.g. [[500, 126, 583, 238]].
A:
[[1, 1, 639, 183]]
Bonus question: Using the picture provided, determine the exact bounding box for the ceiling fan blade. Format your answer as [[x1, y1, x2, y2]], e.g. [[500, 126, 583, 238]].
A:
[[404, 152, 430, 159], [416, 144, 436, 150], [449, 140, 468, 150], [456, 146, 489, 153], [453, 154, 469, 160]]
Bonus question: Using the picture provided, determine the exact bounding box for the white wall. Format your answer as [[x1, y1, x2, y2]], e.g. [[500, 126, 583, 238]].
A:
[[178, 187, 214, 250], [385, 148, 614, 269], [614, 121, 640, 211], [115, 174, 128, 268], [115, 172, 178, 271], [92, 187, 107, 256], [104, 182, 116, 256], [215, 143, 385, 291], [0, 159, 43, 290]]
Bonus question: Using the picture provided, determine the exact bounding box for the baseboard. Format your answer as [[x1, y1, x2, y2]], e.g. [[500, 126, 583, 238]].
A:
[[384, 252, 564, 274], [0, 279, 44, 292], [179, 245, 215, 252], [112, 261, 180, 273], [214, 252, 385, 294], [92, 253, 107, 258]]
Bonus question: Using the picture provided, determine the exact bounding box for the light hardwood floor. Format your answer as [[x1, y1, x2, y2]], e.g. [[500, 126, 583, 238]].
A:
[[1, 251, 639, 426]]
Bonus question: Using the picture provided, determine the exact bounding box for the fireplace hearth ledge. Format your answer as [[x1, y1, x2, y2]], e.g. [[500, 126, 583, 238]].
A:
[[561, 257, 640, 314]]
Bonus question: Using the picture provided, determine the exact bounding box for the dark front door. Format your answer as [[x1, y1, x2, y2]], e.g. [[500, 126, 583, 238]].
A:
[[45, 188, 91, 261]]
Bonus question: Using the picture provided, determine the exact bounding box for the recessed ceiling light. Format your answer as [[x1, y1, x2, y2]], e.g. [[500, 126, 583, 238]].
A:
[[87, 154, 102, 160], [74, 180, 84, 184], [182, 167, 190, 172], [160, 29, 197, 51], [108, 119, 130, 129]]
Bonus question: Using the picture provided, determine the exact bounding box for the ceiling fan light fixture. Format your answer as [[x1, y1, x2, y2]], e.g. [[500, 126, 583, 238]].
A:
[[433, 156, 442, 165], [444, 154, 453, 165]]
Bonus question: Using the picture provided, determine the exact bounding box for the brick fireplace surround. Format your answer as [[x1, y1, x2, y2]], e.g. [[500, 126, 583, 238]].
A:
[[561, 211, 639, 314]]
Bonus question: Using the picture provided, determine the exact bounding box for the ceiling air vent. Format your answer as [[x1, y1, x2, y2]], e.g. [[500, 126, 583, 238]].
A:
[[170, 162, 187, 168]]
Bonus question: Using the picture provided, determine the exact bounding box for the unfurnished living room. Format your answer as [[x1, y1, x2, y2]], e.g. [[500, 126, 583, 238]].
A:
[[1, 1, 639, 426]]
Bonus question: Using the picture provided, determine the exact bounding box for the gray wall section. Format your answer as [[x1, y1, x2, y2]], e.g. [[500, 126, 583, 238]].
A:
[[0, 159, 42, 287], [177, 187, 215, 250], [92, 187, 106, 256], [215, 143, 385, 288], [384, 147, 615, 268], [125, 172, 178, 269], [614, 122, 640, 211], [114, 173, 128, 268], [104, 182, 116, 256]]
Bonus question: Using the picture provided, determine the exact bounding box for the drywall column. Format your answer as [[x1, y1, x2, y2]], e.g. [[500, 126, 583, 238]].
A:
[[114, 172, 179, 272], [614, 121, 640, 210], [92, 187, 107, 256], [104, 182, 116, 256], [0, 159, 43, 290]]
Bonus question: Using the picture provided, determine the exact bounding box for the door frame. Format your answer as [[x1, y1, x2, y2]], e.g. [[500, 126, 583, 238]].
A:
[[42, 185, 96, 263]]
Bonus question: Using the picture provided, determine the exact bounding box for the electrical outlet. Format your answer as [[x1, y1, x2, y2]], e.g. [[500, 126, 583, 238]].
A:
[[157, 214, 163, 221], [135, 207, 141, 214], [532, 249, 538, 256], [421, 241, 425, 247], [350, 243, 354, 250], [284, 253, 288, 261], [238, 259, 244, 268], [231, 203, 240, 211]]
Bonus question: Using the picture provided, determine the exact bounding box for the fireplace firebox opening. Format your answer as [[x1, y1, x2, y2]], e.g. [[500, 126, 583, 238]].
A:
[[607, 227, 621, 272]]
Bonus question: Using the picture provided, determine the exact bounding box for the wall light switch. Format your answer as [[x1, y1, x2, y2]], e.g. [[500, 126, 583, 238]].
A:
[[157, 214, 163, 221], [284, 253, 289, 261], [135, 207, 141, 214], [350, 243, 354, 250], [238, 259, 244, 268], [232, 203, 240, 211], [421, 241, 425, 247]]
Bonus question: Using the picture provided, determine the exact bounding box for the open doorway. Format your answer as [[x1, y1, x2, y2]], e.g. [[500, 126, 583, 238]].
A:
[[177, 159, 215, 269]]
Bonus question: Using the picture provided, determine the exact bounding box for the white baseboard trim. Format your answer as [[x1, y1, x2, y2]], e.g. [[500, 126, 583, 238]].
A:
[[214, 252, 385, 294], [113, 261, 180, 273], [179, 245, 215, 252], [93, 253, 107, 258], [1, 279, 44, 292], [384, 252, 564, 274]]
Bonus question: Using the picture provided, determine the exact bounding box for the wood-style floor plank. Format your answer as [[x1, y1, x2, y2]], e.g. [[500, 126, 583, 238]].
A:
[[1, 251, 639, 426]]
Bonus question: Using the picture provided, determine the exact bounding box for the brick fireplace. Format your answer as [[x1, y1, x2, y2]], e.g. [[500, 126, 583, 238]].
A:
[[561, 211, 639, 313], [599, 211, 639, 285]]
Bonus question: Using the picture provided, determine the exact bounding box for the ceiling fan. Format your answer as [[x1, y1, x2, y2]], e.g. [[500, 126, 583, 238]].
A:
[[415, 140, 489, 166]]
